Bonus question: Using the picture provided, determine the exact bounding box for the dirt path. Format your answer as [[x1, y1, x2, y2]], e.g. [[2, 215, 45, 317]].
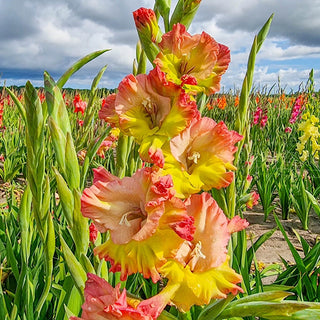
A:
[[244, 206, 320, 265]]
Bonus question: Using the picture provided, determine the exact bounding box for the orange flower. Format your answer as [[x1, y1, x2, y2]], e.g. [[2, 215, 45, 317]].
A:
[[234, 95, 239, 107], [217, 95, 227, 110]]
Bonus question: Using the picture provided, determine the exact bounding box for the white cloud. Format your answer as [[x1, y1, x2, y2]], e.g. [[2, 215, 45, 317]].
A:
[[0, 0, 319, 91]]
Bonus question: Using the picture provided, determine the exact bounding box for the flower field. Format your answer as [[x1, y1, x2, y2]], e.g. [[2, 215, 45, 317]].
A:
[[1, 1, 320, 319]]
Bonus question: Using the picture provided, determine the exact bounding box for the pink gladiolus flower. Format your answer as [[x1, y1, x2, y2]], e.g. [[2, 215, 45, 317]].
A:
[[96, 140, 113, 159], [161, 117, 242, 198], [246, 191, 259, 209], [133, 8, 162, 63], [253, 107, 262, 125], [260, 115, 268, 127], [154, 23, 230, 95], [179, 193, 249, 271], [153, 193, 248, 312], [81, 166, 194, 282], [285, 127, 292, 133], [289, 95, 304, 124], [70, 273, 163, 320]]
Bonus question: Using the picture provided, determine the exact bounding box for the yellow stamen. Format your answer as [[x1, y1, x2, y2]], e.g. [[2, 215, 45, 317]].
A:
[[188, 151, 200, 164]]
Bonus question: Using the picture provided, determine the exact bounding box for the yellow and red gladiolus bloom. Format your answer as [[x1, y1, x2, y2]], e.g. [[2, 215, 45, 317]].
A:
[[161, 116, 242, 198], [139, 193, 248, 314], [96, 128, 120, 159], [99, 67, 200, 167], [70, 273, 163, 320], [246, 191, 260, 209], [154, 23, 230, 95], [81, 166, 195, 283]]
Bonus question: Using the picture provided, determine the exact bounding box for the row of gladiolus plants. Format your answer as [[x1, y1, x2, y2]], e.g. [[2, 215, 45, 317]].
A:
[[1, 1, 320, 319]]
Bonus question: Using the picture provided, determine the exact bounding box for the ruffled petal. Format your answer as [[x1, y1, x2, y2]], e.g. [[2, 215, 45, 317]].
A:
[[94, 229, 184, 283], [154, 24, 230, 95], [184, 193, 248, 272], [71, 273, 157, 320], [159, 257, 243, 312], [162, 117, 242, 198], [81, 167, 178, 244]]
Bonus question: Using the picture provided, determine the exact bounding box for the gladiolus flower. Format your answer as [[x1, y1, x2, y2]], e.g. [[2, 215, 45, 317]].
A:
[[38, 91, 45, 103], [104, 67, 199, 166], [96, 129, 120, 159], [89, 222, 98, 243], [154, 23, 230, 95], [289, 95, 305, 124], [81, 166, 194, 282], [133, 8, 162, 43], [148, 193, 248, 311], [234, 95, 239, 107], [70, 273, 163, 320], [217, 95, 227, 110], [161, 117, 242, 198], [260, 115, 268, 128], [99, 94, 120, 128], [133, 8, 162, 63], [285, 127, 292, 133], [73, 93, 87, 115], [246, 191, 259, 209]]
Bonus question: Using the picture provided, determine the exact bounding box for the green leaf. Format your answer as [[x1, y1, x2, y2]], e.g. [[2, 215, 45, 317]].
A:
[[65, 285, 83, 318], [80, 253, 95, 274], [60, 235, 87, 293], [48, 117, 66, 174], [18, 185, 32, 264], [71, 189, 89, 256], [218, 300, 320, 320], [57, 49, 110, 88], [5, 87, 26, 123], [305, 189, 320, 217], [65, 132, 80, 189], [44, 73, 71, 135], [91, 64, 108, 92], [169, 0, 202, 30], [53, 168, 74, 227]]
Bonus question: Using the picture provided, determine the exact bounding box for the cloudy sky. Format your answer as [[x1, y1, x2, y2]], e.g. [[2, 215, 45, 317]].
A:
[[0, 0, 319, 93]]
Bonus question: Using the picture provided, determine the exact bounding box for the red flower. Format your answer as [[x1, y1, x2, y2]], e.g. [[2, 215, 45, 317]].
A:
[[89, 222, 98, 243], [73, 93, 87, 115]]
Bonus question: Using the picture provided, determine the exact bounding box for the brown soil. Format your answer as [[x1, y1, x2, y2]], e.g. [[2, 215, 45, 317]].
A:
[[244, 205, 320, 265]]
